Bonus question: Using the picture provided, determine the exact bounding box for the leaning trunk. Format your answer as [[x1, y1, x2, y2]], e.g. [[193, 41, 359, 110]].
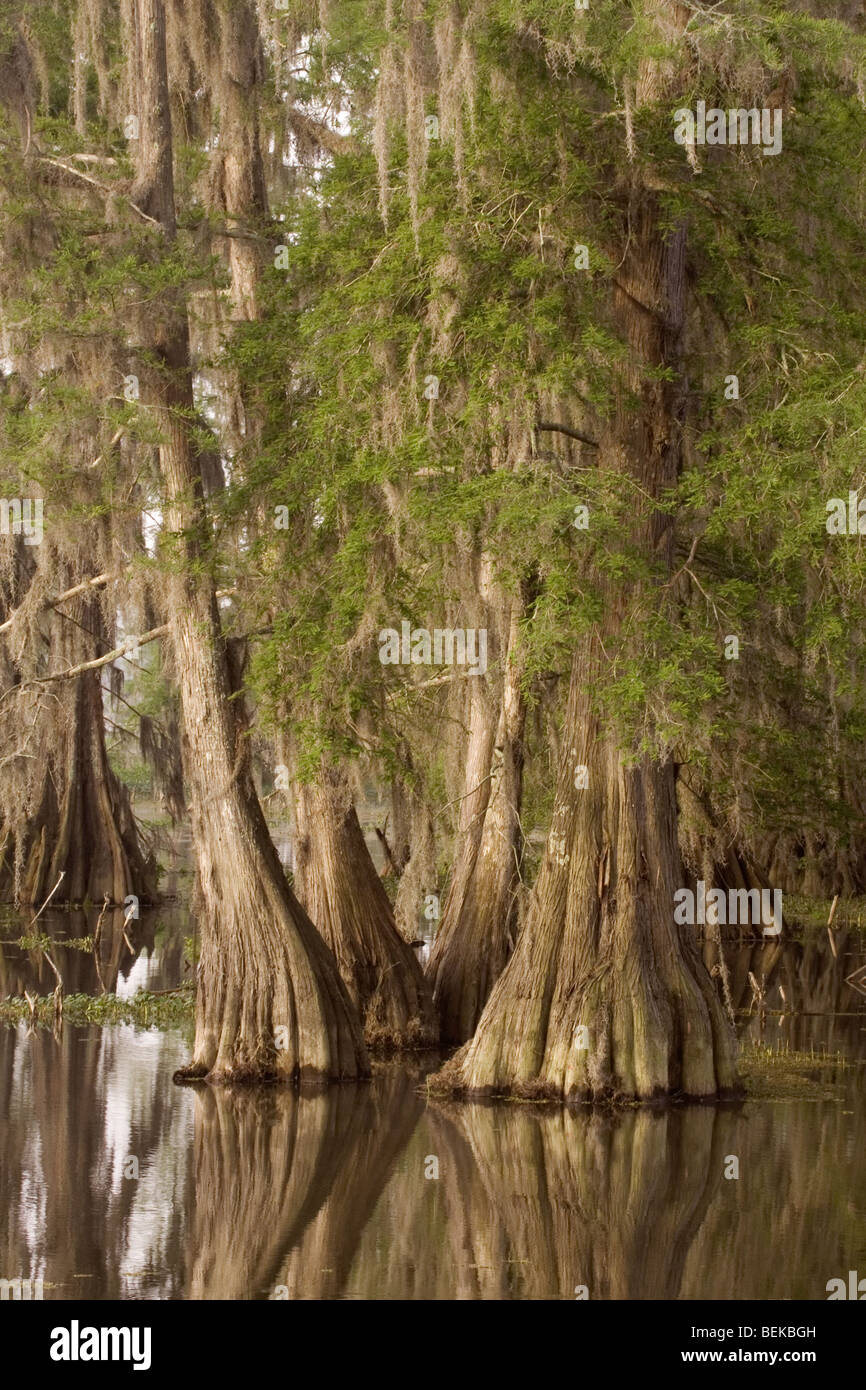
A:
[[294, 764, 438, 1048]]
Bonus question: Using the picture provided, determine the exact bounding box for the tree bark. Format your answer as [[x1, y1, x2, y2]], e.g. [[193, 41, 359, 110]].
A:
[[0, 546, 155, 907], [432, 191, 739, 1102], [131, 0, 368, 1084], [294, 764, 438, 1048], [426, 597, 525, 1043], [677, 773, 787, 941]]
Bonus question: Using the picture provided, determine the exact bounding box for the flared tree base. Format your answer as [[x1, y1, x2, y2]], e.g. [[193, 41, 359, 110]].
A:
[[430, 754, 742, 1105], [295, 771, 438, 1053]]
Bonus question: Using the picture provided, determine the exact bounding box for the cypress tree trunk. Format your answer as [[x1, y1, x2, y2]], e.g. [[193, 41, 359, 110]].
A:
[[426, 599, 525, 1042], [294, 764, 438, 1048], [432, 193, 739, 1103], [0, 547, 155, 906], [211, 0, 267, 322], [19, 670, 153, 906], [391, 764, 438, 940], [132, 0, 367, 1084], [677, 774, 786, 942]]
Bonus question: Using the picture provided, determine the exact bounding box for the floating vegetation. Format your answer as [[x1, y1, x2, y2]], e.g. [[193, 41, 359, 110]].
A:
[[785, 896, 866, 934], [0, 985, 195, 1030], [15, 933, 94, 952], [739, 1042, 855, 1101]]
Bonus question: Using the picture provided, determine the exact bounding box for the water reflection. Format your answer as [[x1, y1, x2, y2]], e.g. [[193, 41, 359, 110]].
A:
[[0, 903, 189, 1000], [0, 935, 864, 1300], [189, 1066, 424, 1299], [0, 1022, 192, 1299]]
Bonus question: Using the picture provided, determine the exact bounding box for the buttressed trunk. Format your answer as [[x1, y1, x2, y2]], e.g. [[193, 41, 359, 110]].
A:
[[0, 549, 155, 906], [0, 671, 154, 906], [132, 0, 367, 1084], [294, 765, 438, 1049], [433, 192, 739, 1102], [426, 597, 525, 1043]]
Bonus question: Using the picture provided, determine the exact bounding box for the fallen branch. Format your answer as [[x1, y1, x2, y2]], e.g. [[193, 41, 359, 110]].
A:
[[29, 872, 66, 1023], [827, 893, 839, 959], [29, 871, 66, 926], [92, 894, 110, 995]]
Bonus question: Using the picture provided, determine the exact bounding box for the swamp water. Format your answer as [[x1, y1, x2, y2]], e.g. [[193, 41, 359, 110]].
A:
[[1, 879, 864, 1300]]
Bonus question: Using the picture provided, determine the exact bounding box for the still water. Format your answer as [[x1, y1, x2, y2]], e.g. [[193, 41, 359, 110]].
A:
[[1, 900, 865, 1300]]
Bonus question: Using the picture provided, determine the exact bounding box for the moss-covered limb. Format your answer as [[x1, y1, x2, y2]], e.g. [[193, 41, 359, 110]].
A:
[[0, 985, 195, 1028]]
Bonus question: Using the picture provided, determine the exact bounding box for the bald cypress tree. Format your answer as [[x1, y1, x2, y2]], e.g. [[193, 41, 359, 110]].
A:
[[126, 0, 368, 1083], [239, 1, 866, 1100]]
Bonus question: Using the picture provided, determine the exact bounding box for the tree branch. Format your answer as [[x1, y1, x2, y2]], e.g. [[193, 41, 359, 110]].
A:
[[37, 623, 170, 681], [37, 156, 162, 228], [535, 421, 599, 448], [25, 586, 236, 683], [0, 571, 115, 637]]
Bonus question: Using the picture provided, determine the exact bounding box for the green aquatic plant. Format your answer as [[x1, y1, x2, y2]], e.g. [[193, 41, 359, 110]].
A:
[[0, 986, 195, 1029]]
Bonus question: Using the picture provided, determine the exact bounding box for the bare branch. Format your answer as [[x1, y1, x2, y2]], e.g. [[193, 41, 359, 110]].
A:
[[37, 623, 170, 682], [37, 157, 162, 228], [535, 421, 599, 448]]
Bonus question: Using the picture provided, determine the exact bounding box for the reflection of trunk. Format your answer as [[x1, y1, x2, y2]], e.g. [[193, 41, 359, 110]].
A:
[[428, 1101, 733, 1299], [294, 765, 437, 1048], [0, 1023, 191, 1300], [133, 0, 367, 1084], [434, 196, 738, 1101], [278, 1067, 424, 1298], [187, 1074, 421, 1299], [5, 1028, 108, 1292], [427, 599, 525, 1042], [0, 905, 165, 998], [705, 935, 783, 1016]]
